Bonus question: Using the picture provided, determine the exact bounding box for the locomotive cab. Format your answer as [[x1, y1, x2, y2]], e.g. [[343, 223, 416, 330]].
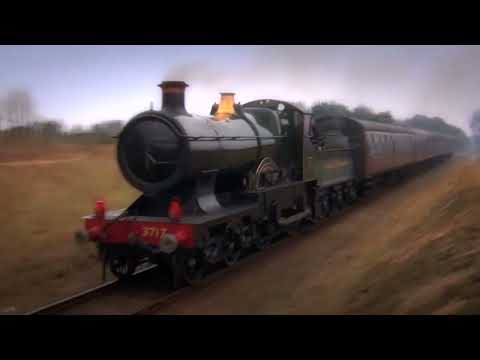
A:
[[243, 99, 306, 181]]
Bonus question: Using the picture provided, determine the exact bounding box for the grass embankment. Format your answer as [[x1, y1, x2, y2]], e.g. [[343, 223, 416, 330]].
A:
[[346, 157, 480, 314]]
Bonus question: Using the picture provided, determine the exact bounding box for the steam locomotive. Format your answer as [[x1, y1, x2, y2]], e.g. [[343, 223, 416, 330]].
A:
[[82, 81, 458, 287]]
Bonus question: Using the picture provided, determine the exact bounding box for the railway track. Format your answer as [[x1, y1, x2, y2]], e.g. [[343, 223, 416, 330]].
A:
[[25, 228, 298, 315], [134, 231, 291, 315], [26, 279, 120, 315], [26, 264, 159, 315], [25, 233, 290, 315], [133, 204, 380, 315], [132, 204, 377, 315]]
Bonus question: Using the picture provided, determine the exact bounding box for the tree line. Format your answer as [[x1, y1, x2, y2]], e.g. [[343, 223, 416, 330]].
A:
[[0, 89, 471, 146], [0, 90, 124, 143], [308, 101, 469, 142]]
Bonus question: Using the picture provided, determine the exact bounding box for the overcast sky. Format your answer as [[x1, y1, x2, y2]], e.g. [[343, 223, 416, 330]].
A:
[[0, 45, 478, 133]]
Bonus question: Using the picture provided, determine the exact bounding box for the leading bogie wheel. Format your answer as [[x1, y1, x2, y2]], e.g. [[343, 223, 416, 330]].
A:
[[109, 256, 136, 281]]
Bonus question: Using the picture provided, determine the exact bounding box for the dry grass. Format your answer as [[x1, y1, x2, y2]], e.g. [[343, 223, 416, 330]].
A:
[[0, 142, 139, 313], [1, 142, 479, 314], [345, 156, 480, 314], [0, 137, 92, 162]]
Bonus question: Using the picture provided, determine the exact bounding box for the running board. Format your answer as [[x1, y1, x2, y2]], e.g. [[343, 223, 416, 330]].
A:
[[278, 209, 312, 226]]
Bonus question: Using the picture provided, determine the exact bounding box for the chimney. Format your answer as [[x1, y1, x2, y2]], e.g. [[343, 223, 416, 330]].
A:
[[215, 92, 237, 121], [159, 81, 189, 116]]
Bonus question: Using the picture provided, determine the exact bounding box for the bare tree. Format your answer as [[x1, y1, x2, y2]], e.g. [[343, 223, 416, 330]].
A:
[[470, 109, 480, 150], [5, 90, 34, 128], [0, 95, 8, 130], [470, 109, 480, 135]]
